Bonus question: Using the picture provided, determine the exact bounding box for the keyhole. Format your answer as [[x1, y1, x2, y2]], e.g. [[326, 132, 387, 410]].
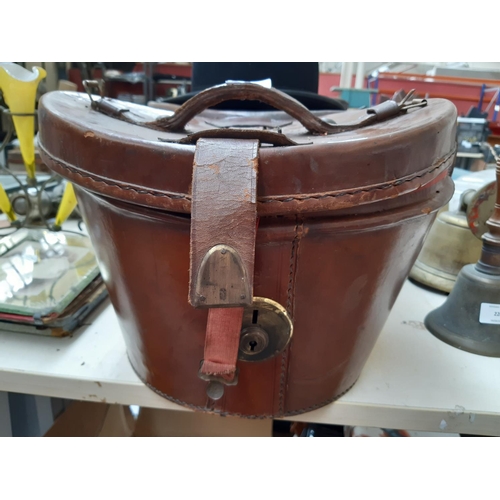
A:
[[252, 310, 259, 324], [239, 327, 268, 356]]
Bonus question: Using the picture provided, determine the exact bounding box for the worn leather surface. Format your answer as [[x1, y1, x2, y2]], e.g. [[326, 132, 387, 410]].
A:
[[38, 91, 457, 417], [73, 184, 452, 417], [190, 138, 258, 307], [38, 92, 457, 217]]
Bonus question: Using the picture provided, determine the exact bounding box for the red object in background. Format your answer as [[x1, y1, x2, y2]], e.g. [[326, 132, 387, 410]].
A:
[[372, 72, 500, 119], [490, 122, 500, 136], [67, 68, 85, 92], [319, 71, 500, 121], [318, 73, 343, 95]]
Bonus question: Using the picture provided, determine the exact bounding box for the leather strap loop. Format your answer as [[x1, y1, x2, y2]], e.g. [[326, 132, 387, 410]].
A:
[[189, 138, 259, 308], [199, 308, 244, 385], [191, 138, 260, 386]]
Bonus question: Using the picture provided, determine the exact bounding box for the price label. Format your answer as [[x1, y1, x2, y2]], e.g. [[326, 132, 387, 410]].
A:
[[479, 303, 500, 325]]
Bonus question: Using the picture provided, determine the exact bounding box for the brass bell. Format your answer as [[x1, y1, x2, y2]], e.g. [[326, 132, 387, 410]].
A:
[[410, 181, 496, 293], [425, 159, 500, 357]]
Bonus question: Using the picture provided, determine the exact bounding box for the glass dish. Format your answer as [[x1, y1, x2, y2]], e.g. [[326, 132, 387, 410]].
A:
[[0, 228, 100, 316]]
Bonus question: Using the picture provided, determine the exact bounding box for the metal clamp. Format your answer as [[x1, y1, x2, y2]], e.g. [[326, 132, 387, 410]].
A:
[[82, 79, 105, 102]]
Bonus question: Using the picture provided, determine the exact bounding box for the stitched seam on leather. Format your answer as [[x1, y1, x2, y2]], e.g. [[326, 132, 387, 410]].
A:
[[38, 144, 190, 201], [141, 374, 357, 420], [127, 349, 356, 418], [286, 226, 298, 315], [279, 219, 303, 416], [286, 219, 304, 315], [261, 150, 455, 204], [278, 229, 296, 415], [39, 143, 454, 205], [278, 354, 288, 416]]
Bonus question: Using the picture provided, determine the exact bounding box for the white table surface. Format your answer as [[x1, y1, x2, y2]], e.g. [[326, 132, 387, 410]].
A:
[[0, 279, 499, 436]]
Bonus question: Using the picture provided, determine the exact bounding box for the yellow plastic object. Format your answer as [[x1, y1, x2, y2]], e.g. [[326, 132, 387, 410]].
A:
[[0, 63, 46, 180], [0, 183, 16, 222], [54, 182, 77, 229]]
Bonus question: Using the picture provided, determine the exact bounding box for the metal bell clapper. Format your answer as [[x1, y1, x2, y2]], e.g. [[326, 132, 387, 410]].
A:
[[425, 159, 500, 357]]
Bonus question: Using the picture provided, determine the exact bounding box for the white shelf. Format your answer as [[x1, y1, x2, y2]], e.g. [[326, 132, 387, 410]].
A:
[[0, 280, 499, 435]]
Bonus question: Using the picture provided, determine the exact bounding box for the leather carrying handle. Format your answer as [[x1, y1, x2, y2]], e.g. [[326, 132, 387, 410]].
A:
[[150, 84, 426, 134], [84, 80, 428, 136], [152, 83, 335, 134]]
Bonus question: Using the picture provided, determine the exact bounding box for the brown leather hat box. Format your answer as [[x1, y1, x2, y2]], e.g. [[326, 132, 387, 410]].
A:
[[38, 83, 457, 418]]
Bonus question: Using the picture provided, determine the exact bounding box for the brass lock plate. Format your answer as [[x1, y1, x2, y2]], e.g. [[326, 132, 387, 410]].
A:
[[238, 297, 293, 362]]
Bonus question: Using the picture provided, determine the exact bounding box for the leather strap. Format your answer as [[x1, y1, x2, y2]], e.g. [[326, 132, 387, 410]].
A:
[[189, 138, 259, 308], [191, 138, 259, 385], [199, 307, 244, 383]]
